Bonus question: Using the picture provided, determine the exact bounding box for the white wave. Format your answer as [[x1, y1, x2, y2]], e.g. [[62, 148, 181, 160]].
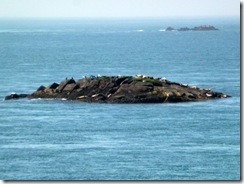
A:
[[30, 98, 42, 100], [159, 29, 165, 32], [134, 29, 144, 32], [30, 98, 67, 101]]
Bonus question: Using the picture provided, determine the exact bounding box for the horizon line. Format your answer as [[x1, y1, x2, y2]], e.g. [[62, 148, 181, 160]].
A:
[[0, 15, 240, 19]]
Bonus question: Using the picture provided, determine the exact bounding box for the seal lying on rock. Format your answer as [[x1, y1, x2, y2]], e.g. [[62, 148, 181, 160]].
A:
[[4, 75, 230, 103]]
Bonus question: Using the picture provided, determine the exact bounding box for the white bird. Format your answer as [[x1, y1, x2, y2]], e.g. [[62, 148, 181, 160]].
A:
[[206, 93, 212, 97]]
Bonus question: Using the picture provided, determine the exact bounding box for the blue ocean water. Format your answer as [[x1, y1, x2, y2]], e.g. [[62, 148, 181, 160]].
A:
[[0, 17, 240, 180]]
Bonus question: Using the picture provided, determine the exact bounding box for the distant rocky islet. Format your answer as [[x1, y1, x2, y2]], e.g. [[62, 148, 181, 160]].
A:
[[165, 25, 218, 31]]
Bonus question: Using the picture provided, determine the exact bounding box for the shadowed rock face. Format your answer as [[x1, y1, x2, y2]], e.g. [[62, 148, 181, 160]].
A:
[[4, 75, 230, 103]]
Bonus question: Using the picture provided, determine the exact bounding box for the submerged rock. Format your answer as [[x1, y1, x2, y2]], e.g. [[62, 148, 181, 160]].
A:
[[4, 75, 230, 103]]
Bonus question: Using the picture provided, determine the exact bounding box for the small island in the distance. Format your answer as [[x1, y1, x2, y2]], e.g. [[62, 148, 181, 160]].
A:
[[166, 25, 219, 31], [5, 74, 230, 103]]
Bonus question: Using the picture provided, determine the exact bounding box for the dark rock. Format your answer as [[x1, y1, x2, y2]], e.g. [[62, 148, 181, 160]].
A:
[[4, 93, 28, 100], [192, 25, 218, 31], [4, 94, 19, 100], [178, 27, 191, 31], [49, 83, 59, 89], [165, 27, 175, 31], [63, 83, 77, 92], [115, 77, 127, 85], [37, 85, 46, 91], [19, 94, 28, 98], [166, 25, 218, 31], [57, 79, 76, 92], [5, 75, 230, 103]]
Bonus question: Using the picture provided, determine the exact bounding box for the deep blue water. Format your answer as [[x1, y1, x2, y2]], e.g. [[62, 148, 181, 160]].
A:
[[0, 17, 240, 180]]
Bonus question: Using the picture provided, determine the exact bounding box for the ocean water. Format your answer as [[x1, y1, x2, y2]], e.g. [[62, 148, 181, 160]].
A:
[[0, 17, 240, 180]]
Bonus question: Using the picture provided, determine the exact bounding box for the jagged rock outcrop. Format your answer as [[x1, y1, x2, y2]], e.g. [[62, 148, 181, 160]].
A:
[[4, 75, 230, 103]]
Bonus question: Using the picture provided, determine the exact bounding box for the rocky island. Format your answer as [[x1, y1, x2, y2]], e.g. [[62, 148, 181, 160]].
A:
[[5, 75, 230, 103], [166, 25, 218, 31]]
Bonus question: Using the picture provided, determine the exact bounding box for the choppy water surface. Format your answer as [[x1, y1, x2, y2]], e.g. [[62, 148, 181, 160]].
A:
[[0, 17, 240, 180]]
